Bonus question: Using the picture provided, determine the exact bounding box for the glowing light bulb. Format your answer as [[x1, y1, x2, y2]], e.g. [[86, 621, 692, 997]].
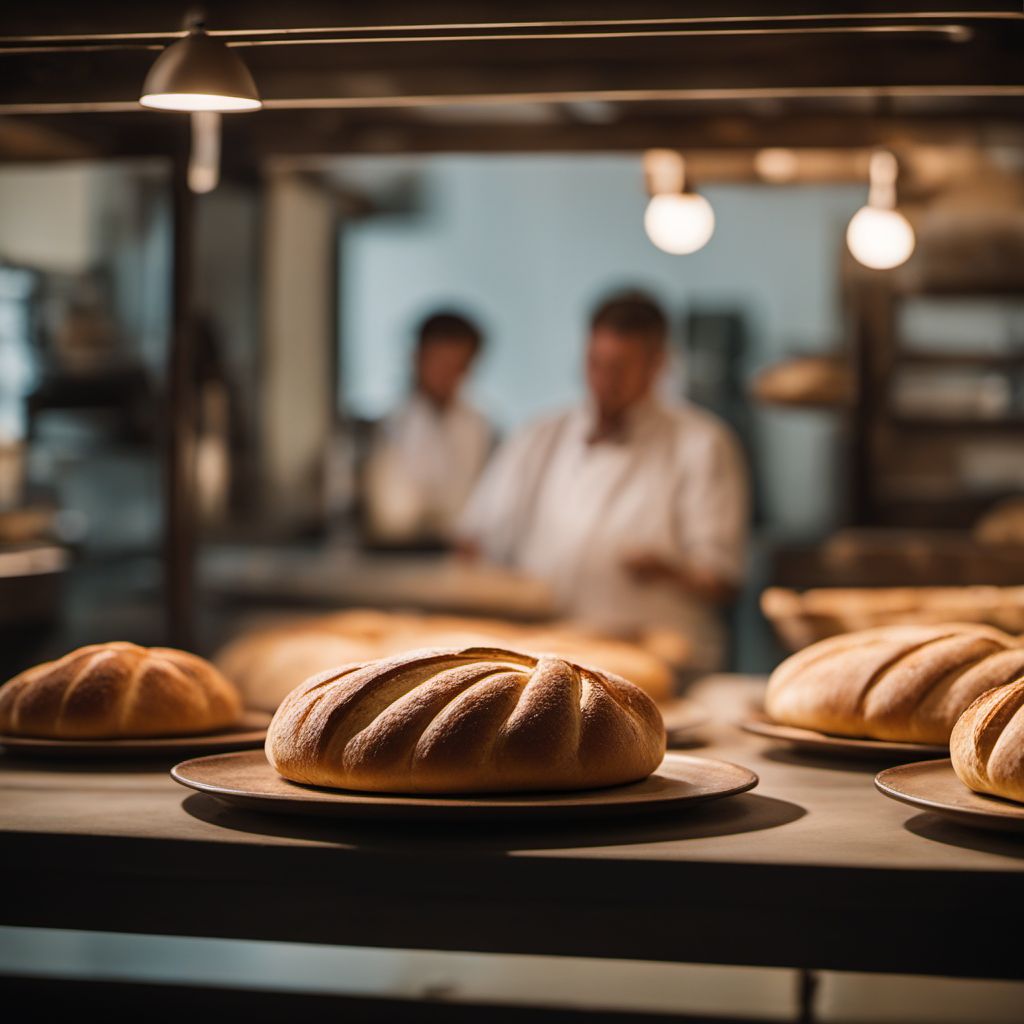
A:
[[846, 206, 916, 270], [642, 150, 715, 255], [644, 193, 715, 255], [754, 147, 800, 184], [846, 149, 916, 270]]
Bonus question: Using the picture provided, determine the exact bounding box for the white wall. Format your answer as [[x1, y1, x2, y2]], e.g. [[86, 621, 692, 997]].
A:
[[0, 164, 98, 273], [338, 154, 866, 533]]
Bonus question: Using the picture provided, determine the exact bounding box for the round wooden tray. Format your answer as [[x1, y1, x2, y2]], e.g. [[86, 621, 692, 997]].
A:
[[875, 759, 1024, 834], [170, 750, 758, 823], [0, 710, 272, 759], [740, 712, 948, 760]]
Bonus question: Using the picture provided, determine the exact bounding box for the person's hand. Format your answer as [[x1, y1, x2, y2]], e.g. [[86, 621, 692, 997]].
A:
[[453, 537, 482, 562], [622, 551, 738, 606], [621, 551, 680, 584]]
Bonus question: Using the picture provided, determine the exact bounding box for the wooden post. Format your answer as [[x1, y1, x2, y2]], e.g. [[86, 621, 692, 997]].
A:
[[165, 154, 196, 649]]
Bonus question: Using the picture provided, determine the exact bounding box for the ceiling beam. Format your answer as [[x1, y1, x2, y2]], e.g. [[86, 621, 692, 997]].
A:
[[1, 2, 1020, 39], [4, 107, 1022, 165], [2, 25, 1022, 114]]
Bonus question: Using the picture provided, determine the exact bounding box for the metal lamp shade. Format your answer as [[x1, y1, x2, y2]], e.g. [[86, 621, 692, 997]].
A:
[[140, 29, 261, 112]]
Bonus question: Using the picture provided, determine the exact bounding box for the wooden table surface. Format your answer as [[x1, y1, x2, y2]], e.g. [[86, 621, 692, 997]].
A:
[[2, 676, 1021, 980]]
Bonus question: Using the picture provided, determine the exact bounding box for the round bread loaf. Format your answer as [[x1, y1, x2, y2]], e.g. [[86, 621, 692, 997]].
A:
[[0, 642, 243, 739], [266, 646, 666, 793], [215, 611, 677, 709], [765, 623, 1024, 744], [216, 628, 379, 713], [950, 677, 1024, 804]]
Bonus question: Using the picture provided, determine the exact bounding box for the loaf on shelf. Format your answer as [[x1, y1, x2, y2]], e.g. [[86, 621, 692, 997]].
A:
[[216, 609, 677, 711], [762, 585, 1024, 652]]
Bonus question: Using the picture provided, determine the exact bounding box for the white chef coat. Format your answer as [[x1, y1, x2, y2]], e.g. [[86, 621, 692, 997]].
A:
[[458, 397, 748, 670], [364, 393, 493, 542]]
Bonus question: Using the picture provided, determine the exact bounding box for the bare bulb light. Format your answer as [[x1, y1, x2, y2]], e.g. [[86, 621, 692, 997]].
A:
[[846, 150, 916, 270], [644, 193, 716, 255], [642, 149, 715, 255], [846, 206, 915, 270]]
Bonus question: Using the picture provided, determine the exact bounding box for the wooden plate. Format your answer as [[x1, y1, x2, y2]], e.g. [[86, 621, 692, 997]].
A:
[[0, 710, 272, 759], [741, 712, 948, 760], [170, 750, 758, 823], [875, 759, 1024, 834]]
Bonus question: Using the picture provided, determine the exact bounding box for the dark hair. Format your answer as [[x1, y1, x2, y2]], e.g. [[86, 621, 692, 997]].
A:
[[589, 290, 668, 346], [416, 311, 483, 356]]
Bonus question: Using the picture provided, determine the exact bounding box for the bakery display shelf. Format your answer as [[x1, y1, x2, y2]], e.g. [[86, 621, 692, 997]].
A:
[[875, 759, 1024, 834], [0, 709, 271, 759], [170, 750, 757, 823], [740, 712, 948, 761]]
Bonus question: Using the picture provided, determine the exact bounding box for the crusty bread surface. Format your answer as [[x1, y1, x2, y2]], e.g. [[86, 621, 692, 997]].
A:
[[0, 641, 243, 739], [950, 677, 1024, 804], [266, 645, 666, 794], [765, 623, 1024, 744]]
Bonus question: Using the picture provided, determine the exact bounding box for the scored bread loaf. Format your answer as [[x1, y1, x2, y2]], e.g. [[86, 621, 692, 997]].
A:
[[0, 641, 243, 739], [765, 623, 1024, 744], [950, 677, 1024, 804], [266, 646, 666, 794]]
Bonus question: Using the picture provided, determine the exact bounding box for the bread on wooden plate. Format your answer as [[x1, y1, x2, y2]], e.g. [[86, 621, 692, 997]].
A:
[[0, 642, 243, 739], [950, 677, 1024, 804], [266, 646, 666, 794], [765, 623, 1024, 744]]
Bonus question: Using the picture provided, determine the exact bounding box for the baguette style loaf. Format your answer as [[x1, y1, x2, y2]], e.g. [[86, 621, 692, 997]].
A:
[[266, 646, 666, 793], [950, 677, 1024, 804], [0, 642, 243, 739], [765, 623, 1024, 744]]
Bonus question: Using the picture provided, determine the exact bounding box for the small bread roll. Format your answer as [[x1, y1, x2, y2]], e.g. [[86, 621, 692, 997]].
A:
[[0, 642, 242, 739], [266, 646, 666, 794], [766, 623, 1024, 744], [950, 677, 1024, 804]]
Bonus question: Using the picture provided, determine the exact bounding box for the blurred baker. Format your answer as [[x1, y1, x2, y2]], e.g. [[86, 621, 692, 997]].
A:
[[364, 311, 493, 545], [458, 291, 748, 671]]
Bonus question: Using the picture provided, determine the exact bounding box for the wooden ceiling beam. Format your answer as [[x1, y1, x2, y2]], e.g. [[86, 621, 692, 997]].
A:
[[2, 26, 1022, 114], [4, 108, 1021, 164], [1, 2, 1020, 39]]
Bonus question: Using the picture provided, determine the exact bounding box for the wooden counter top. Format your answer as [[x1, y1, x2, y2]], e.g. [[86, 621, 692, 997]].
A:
[[1, 676, 1020, 979]]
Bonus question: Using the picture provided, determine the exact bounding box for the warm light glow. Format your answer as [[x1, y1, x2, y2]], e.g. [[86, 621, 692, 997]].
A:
[[754, 148, 800, 184], [846, 206, 916, 270], [644, 193, 715, 255], [140, 92, 262, 112], [188, 111, 221, 194]]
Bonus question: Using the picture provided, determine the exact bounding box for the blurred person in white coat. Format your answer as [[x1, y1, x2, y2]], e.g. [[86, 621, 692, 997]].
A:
[[458, 291, 749, 671], [364, 311, 493, 545]]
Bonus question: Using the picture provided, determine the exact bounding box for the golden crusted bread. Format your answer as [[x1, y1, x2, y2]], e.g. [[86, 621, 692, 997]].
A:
[[216, 611, 676, 711], [765, 623, 1024, 744], [951, 677, 1024, 804], [266, 646, 666, 794], [0, 642, 243, 739], [216, 628, 379, 713]]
